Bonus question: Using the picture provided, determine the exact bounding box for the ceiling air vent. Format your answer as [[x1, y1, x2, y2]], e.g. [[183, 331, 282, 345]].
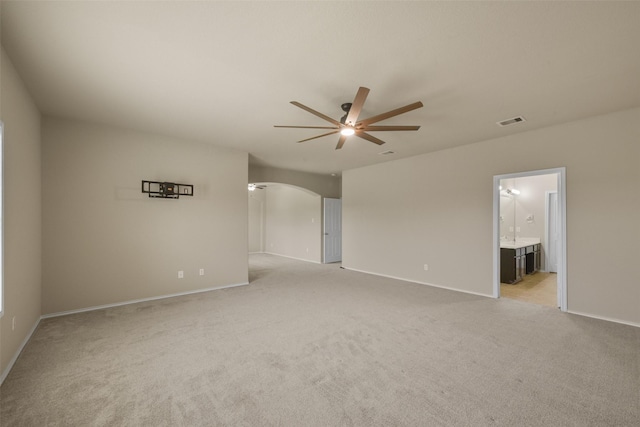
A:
[[379, 150, 395, 155], [497, 116, 526, 127]]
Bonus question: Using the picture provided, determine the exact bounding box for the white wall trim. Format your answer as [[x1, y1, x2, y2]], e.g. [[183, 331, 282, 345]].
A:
[[263, 251, 322, 264], [0, 316, 41, 386], [41, 282, 249, 319], [342, 266, 493, 299], [567, 310, 640, 329], [2, 282, 250, 386], [344, 266, 638, 329]]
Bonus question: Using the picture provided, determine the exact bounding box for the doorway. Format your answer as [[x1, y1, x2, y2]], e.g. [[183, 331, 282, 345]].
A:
[[493, 168, 567, 311]]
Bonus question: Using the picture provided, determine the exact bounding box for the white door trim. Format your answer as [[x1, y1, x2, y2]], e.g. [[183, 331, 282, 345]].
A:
[[545, 190, 558, 273], [492, 167, 567, 311]]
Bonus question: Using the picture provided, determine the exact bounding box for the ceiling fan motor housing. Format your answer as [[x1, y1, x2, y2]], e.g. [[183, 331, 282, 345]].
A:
[[340, 103, 352, 124]]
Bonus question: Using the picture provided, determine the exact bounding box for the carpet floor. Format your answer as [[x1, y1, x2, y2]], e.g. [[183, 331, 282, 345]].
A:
[[1, 254, 638, 426]]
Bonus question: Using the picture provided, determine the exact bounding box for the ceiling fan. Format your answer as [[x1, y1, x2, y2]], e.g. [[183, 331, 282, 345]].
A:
[[275, 87, 423, 149]]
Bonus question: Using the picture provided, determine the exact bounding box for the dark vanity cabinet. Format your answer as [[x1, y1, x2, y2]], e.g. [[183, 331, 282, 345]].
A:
[[525, 244, 541, 274], [500, 243, 540, 284]]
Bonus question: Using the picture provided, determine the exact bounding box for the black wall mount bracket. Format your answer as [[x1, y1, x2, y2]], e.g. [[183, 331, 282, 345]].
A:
[[142, 180, 193, 199]]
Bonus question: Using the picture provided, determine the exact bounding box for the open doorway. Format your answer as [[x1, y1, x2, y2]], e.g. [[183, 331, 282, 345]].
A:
[[248, 182, 323, 264], [493, 168, 567, 311]]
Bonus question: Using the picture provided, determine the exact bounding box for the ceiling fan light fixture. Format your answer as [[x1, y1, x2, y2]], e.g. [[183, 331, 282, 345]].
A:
[[275, 86, 423, 149]]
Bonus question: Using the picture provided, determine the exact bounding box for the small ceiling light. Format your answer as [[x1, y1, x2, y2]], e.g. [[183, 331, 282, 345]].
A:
[[340, 127, 355, 136], [248, 184, 256, 191]]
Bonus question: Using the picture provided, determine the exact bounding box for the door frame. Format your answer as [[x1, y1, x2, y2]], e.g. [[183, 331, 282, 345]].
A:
[[492, 167, 567, 311], [545, 190, 559, 273], [545, 190, 561, 307]]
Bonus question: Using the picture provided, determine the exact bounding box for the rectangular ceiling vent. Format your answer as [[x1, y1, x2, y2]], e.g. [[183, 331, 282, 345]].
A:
[[379, 150, 395, 155], [497, 116, 526, 127]]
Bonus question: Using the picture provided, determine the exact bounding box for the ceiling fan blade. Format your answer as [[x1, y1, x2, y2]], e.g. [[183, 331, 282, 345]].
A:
[[335, 134, 348, 150], [358, 101, 424, 126], [297, 130, 340, 143], [274, 125, 339, 129], [344, 87, 370, 126], [290, 101, 341, 126], [361, 125, 421, 131], [356, 131, 386, 146]]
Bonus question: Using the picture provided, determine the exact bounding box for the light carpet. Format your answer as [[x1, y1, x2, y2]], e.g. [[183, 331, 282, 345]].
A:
[[1, 254, 638, 426]]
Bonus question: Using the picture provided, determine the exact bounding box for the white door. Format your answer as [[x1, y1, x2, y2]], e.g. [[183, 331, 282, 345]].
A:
[[546, 191, 559, 273], [546, 190, 561, 308], [323, 198, 342, 263]]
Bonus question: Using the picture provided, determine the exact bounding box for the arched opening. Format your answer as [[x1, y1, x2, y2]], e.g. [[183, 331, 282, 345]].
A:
[[248, 182, 326, 264]]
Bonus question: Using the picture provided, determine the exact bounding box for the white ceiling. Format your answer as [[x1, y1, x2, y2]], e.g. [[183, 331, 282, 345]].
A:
[[2, 1, 639, 175]]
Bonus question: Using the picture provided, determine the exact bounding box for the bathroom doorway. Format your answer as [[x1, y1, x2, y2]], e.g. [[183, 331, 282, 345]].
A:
[[493, 168, 567, 311]]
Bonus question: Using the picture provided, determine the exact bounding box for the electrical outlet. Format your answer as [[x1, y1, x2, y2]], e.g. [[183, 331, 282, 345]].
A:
[[178, 270, 184, 279], [199, 268, 204, 276], [424, 264, 429, 271]]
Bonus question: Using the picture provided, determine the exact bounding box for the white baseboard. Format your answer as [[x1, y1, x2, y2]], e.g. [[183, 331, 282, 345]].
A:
[[2, 282, 250, 385], [343, 267, 639, 328], [341, 266, 494, 299], [41, 282, 249, 319], [1, 317, 41, 386], [567, 310, 640, 328], [263, 252, 321, 264]]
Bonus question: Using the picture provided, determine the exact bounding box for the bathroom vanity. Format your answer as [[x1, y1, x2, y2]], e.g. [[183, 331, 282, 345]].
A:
[[500, 239, 541, 284]]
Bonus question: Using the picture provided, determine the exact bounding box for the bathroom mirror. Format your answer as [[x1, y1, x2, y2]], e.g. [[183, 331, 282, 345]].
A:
[[499, 178, 517, 242]]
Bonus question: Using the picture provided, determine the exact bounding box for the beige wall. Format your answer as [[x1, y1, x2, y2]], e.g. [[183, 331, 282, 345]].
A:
[[249, 165, 341, 198], [343, 107, 640, 325], [248, 189, 265, 253], [0, 48, 42, 378], [264, 185, 322, 263], [42, 118, 248, 314]]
